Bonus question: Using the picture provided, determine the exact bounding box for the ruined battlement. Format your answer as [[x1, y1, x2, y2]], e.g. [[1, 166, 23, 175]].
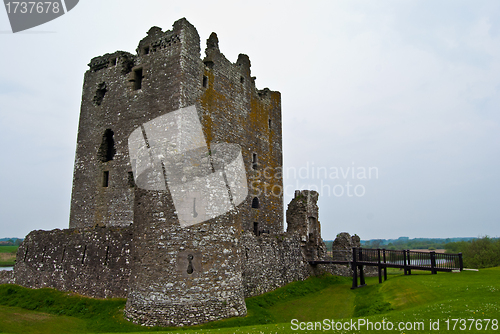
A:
[[88, 51, 135, 73]]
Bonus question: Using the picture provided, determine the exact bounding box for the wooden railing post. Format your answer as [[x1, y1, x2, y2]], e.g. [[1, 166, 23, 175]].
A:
[[359, 248, 365, 286], [377, 249, 382, 283], [407, 249, 412, 275], [383, 249, 387, 281], [459, 252, 463, 271], [430, 251, 436, 274], [351, 247, 358, 289], [403, 250, 408, 275]]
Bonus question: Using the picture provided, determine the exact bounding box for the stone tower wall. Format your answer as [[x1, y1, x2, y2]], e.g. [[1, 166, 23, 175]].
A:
[[69, 18, 284, 235], [70, 19, 200, 229], [199, 34, 283, 234], [114, 20, 249, 326], [124, 189, 246, 327]]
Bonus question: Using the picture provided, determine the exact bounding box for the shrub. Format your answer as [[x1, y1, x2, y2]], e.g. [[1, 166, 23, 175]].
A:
[[446, 237, 500, 269]]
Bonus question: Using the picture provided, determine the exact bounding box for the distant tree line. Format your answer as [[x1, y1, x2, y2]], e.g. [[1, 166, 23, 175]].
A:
[[324, 236, 497, 252], [445, 237, 500, 269], [0, 238, 23, 246], [324, 236, 500, 269], [363, 238, 451, 250], [355, 237, 476, 251]]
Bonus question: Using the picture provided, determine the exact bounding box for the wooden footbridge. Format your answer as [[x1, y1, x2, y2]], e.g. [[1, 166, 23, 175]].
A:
[[310, 248, 463, 289]]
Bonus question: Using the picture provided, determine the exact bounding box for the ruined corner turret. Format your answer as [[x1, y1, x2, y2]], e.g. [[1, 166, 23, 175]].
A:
[[286, 190, 326, 260]]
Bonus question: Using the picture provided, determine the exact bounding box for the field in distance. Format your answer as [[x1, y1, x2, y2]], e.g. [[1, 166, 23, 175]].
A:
[[0, 245, 17, 267]]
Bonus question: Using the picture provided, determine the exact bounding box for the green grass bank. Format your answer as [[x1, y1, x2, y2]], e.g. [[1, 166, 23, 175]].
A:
[[0, 267, 499, 333]]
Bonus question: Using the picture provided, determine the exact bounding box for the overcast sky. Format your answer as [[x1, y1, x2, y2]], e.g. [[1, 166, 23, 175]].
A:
[[1, 0, 499, 240]]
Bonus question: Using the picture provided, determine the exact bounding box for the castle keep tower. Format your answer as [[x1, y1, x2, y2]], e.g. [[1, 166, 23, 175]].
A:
[[69, 18, 283, 235], [66, 18, 283, 326]]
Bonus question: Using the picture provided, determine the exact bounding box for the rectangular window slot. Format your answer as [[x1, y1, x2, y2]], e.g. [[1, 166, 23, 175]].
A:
[[202, 75, 208, 88], [134, 68, 143, 90], [252, 153, 258, 170], [103, 171, 109, 187], [253, 222, 259, 236], [104, 246, 109, 265], [82, 245, 87, 264]]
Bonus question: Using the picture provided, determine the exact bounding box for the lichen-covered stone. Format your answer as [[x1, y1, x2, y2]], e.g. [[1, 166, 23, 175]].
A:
[[123, 189, 246, 327], [240, 231, 310, 297], [14, 227, 133, 298], [0, 271, 14, 285]]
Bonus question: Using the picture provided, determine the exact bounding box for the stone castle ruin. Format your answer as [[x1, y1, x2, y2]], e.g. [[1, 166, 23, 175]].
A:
[[10, 18, 360, 327]]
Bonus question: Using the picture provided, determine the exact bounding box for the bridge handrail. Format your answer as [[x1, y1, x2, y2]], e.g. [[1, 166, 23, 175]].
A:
[[347, 248, 463, 272]]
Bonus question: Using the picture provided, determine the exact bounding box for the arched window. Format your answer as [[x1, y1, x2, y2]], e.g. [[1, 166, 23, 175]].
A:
[[251, 197, 260, 209]]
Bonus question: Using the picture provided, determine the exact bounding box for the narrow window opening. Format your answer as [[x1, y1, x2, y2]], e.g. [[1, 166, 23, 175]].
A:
[[93, 82, 107, 106], [240, 76, 244, 84], [103, 171, 109, 187], [308, 217, 317, 241], [251, 197, 260, 209], [98, 129, 116, 162], [187, 254, 194, 274], [81, 245, 87, 264], [128, 171, 135, 187], [204, 60, 214, 69], [143, 46, 150, 55], [109, 58, 117, 66], [202, 75, 208, 88], [104, 246, 109, 265], [61, 247, 66, 262], [252, 153, 258, 170], [268, 118, 272, 128], [253, 222, 259, 236], [134, 68, 143, 90]]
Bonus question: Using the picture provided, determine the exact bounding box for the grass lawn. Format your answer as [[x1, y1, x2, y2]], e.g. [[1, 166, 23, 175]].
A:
[[0, 267, 499, 333], [0, 246, 17, 266], [0, 305, 87, 334]]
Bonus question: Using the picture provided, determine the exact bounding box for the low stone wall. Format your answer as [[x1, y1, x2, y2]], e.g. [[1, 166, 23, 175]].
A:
[[14, 227, 133, 298], [241, 231, 311, 297], [0, 270, 14, 284]]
